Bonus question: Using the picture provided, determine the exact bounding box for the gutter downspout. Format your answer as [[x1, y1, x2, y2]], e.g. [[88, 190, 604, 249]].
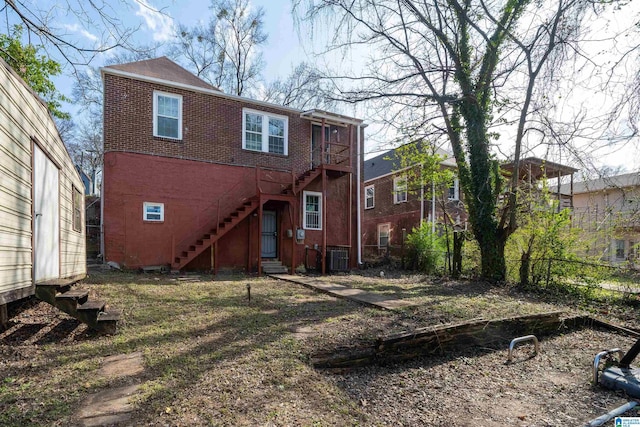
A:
[[356, 124, 362, 265], [100, 180, 105, 260]]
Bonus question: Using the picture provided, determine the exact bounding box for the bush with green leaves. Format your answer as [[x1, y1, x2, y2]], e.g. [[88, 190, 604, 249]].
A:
[[405, 221, 446, 274]]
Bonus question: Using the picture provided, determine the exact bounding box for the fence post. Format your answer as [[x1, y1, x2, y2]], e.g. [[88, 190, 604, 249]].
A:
[[401, 228, 406, 269]]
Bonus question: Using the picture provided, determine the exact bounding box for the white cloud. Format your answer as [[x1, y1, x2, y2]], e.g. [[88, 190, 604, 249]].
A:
[[134, 0, 175, 43], [63, 23, 99, 43]]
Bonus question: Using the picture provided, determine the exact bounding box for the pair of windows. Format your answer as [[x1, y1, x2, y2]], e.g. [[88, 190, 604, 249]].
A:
[[242, 109, 288, 155], [152, 91, 289, 156]]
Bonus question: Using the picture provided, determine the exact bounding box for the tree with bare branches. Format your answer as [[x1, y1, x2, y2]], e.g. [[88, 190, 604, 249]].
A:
[[171, 0, 266, 96], [293, 0, 617, 281]]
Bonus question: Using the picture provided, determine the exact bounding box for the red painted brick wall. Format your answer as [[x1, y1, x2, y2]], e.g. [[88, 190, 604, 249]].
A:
[[103, 73, 365, 271], [103, 73, 353, 175]]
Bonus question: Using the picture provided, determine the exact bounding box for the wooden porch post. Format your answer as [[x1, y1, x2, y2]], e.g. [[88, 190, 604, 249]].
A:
[[0, 304, 7, 328], [291, 202, 297, 275], [214, 241, 219, 275], [247, 214, 252, 273], [322, 168, 327, 274], [258, 202, 263, 277]]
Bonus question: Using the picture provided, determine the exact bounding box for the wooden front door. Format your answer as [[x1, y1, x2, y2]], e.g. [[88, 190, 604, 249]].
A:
[[261, 210, 277, 258]]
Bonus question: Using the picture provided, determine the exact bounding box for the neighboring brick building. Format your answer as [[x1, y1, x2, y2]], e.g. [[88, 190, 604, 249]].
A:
[[101, 57, 365, 273], [362, 146, 464, 257], [363, 148, 577, 260]]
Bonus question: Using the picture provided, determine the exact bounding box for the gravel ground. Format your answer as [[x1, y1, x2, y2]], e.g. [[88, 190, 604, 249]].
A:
[[324, 328, 639, 426]]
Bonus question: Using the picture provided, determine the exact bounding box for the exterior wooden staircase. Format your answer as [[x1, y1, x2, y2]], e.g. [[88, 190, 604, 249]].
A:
[[282, 168, 321, 196], [35, 278, 120, 334], [171, 167, 322, 272], [171, 196, 260, 271]]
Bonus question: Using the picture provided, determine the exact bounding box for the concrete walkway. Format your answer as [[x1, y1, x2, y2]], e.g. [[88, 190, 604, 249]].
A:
[[269, 274, 418, 310]]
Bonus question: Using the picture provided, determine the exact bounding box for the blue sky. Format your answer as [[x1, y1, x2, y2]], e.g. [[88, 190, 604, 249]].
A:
[[7, 0, 639, 170]]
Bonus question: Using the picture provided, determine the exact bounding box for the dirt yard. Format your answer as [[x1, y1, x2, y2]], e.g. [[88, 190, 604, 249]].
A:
[[1, 270, 638, 426]]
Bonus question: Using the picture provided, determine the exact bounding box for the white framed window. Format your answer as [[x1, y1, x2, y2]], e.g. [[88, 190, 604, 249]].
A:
[[242, 108, 288, 155], [615, 239, 625, 259], [378, 223, 390, 248], [303, 191, 322, 230], [393, 176, 407, 204], [153, 91, 182, 140], [72, 185, 82, 232], [143, 202, 164, 222], [365, 184, 375, 209], [448, 178, 460, 201]]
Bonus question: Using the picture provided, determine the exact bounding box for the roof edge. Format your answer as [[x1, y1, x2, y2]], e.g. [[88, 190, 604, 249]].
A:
[[101, 66, 304, 115]]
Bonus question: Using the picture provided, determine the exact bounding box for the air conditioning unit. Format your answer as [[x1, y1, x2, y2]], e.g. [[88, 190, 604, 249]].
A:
[[328, 249, 349, 272]]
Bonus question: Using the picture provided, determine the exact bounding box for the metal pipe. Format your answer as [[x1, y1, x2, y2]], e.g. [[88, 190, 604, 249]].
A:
[[593, 348, 623, 384], [356, 124, 362, 265], [583, 401, 638, 427], [507, 335, 539, 362]]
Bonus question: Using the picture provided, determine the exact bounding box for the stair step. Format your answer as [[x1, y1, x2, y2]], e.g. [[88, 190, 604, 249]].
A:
[[36, 278, 77, 288], [264, 268, 288, 273], [98, 310, 121, 322], [96, 309, 121, 334], [77, 300, 106, 311], [56, 289, 89, 301]]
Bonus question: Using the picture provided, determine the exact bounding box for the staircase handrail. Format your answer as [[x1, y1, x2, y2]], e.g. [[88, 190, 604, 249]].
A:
[[173, 173, 254, 257], [172, 164, 301, 261]]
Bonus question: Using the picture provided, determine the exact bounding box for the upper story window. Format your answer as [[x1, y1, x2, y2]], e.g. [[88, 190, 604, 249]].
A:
[[242, 108, 288, 155], [448, 178, 460, 201], [153, 91, 182, 140], [393, 176, 407, 204], [303, 191, 322, 230], [365, 184, 375, 209]]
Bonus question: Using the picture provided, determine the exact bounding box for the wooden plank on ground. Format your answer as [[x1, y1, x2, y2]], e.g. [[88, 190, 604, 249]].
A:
[[312, 311, 569, 369]]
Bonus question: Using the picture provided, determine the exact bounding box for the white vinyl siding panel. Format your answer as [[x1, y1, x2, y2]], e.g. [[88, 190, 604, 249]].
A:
[[0, 61, 86, 303]]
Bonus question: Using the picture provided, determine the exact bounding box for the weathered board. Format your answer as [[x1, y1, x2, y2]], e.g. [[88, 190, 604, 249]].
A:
[[310, 312, 611, 369]]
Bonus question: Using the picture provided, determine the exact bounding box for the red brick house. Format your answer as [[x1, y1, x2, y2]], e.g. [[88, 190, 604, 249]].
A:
[[362, 146, 577, 259], [101, 57, 365, 274], [362, 146, 464, 257]]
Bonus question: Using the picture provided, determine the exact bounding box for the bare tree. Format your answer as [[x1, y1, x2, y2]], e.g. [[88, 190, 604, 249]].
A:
[[0, 0, 160, 71], [262, 62, 335, 110], [171, 0, 266, 96], [293, 0, 601, 281]]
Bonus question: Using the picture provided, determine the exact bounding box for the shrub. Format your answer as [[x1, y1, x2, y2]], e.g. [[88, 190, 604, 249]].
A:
[[405, 222, 446, 274]]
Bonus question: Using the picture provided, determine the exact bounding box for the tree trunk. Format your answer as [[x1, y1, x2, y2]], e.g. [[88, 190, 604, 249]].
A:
[[477, 229, 507, 282], [452, 232, 463, 279], [519, 251, 531, 287]]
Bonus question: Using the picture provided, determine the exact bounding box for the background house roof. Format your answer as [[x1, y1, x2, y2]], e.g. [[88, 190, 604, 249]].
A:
[[103, 57, 219, 91], [559, 171, 640, 194], [501, 157, 578, 180], [364, 144, 455, 181]]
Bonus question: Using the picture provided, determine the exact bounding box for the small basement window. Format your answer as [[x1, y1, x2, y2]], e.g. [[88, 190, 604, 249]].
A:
[[143, 202, 164, 222]]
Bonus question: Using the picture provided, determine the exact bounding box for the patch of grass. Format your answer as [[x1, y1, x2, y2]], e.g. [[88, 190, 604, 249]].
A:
[[3, 269, 618, 426]]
